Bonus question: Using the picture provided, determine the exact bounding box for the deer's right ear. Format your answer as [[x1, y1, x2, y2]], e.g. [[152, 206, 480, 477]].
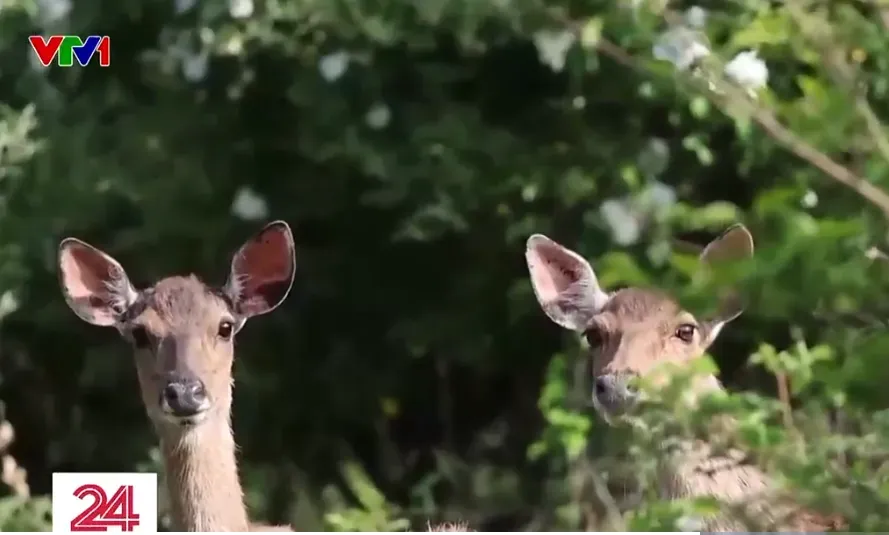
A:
[[525, 234, 609, 332], [58, 239, 139, 326]]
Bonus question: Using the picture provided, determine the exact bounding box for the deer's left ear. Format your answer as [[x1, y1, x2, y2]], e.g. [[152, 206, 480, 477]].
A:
[[224, 221, 296, 322]]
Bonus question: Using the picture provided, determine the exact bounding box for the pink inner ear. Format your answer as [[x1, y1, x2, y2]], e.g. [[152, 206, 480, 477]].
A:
[[232, 225, 295, 311], [61, 245, 116, 302], [59, 242, 132, 326], [528, 241, 581, 302]]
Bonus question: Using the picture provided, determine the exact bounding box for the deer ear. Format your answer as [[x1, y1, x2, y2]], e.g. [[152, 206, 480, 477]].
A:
[[698, 224, 755, 341], [58, 239, 138, 326], [699, 224, 754, 269], [525, 234, 609, 332], [224, 220, 296, 320]]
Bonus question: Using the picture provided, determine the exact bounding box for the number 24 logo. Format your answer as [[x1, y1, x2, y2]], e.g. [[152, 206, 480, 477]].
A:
[[70, 483, 140, 532]]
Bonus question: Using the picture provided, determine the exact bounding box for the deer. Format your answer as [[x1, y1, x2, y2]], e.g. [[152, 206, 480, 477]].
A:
[[524, 224, 845, 532], [428, 521, 473, 531], [58, 221, 297, 532]]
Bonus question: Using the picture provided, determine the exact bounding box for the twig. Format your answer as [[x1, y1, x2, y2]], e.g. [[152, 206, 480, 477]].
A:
[[0, 418, 28, 497], [866, 0, 889, 31], [783, 0, 889, 189], [775, 372, 794, 430], [593, 36, 889, 220], [435, 355, 455, 451], [584, 460, 626, 531], [746, 107, 889, 219]]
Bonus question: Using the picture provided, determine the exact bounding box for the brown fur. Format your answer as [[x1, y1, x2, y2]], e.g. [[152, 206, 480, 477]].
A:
[[589, 288, 704, 377], [428, 521, 473, 531], [127, 278, 290, 532], [58, 222, 297, 532], [524, 226, 845, 532], [592, 290, 843, 530], [130, 278, 236, 428]]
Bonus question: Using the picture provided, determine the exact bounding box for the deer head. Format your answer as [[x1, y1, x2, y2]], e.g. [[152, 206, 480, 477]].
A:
[[58, 221, 296, 437], [525, 224, 754, 422]]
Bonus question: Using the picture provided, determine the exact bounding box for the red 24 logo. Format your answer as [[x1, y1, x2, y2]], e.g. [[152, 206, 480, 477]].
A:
[[70, 483, 140, 532]]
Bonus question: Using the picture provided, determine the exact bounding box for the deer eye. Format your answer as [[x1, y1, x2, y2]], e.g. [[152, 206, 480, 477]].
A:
[[584, 327, 604, 349], [128, 326, 151, 349], [217, 320, 234, 341], [675, 323, 697, 343]]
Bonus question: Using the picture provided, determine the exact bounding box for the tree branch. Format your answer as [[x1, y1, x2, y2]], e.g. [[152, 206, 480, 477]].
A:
[[593, 36, 889, 219]]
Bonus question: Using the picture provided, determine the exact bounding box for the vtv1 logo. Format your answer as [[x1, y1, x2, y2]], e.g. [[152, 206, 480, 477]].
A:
[[52, 473, 157, 532], [28, 36, 111, 68]]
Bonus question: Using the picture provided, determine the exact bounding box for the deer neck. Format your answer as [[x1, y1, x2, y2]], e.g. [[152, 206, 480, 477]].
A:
[[656, 378, 785, 530], [158, 415, 249, 532], [662, 438, 784, 530]]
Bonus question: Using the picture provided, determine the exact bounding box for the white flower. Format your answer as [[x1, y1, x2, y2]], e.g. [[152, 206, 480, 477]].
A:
[[231, 186, 268, 221], [684, 6, 707, 29], [653, 26, 710, 70], [647, 240, 672, 266], [676, 514, 704, 531], [724, 50, 768, 92], [532, 29, 576, 72], [802, 189, 818, 208], [625, 0, 669, 14], [36, 0, 71, 25], [641, 180, 677, 212], [220, 33, 245, 55], [319, 51, 350, 82], [0, 291, 19, 321], [174, 0, 197, 14], [600, 199, 641, 246], [637, 137, 670, 177], [229, 0, 253, 19], [365, 103, 391, 130], [27, 47, 48, 72], [181, 51, 208, 82]]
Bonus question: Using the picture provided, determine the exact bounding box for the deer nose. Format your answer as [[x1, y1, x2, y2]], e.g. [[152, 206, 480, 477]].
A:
[[594, 375, 619, 401], [162, 378, 208, 417], [592, 373, 637, 414]]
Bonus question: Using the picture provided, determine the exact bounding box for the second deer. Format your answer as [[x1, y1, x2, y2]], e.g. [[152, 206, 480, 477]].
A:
[[524, 224, 843, 532], [58, 221, 296, 532]]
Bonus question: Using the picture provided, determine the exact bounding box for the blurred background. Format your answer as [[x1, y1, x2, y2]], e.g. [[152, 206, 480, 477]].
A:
[[1, 0, 889, 530]]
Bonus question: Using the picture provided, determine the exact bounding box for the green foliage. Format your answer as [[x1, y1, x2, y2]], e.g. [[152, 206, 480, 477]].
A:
[[0, 496, 51, 531], [529, 353, 592, 462], [323, 462, 410, 532]]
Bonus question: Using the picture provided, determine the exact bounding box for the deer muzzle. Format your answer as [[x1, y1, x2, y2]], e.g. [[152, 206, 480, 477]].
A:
[[160, 375, 211, 425], [592, 372, 639, 421]]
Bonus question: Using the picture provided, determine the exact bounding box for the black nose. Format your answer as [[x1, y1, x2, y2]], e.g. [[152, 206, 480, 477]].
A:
[[162, 378, 208, 416], [594, 375, 618, 401], [593, 373, 636, 410]]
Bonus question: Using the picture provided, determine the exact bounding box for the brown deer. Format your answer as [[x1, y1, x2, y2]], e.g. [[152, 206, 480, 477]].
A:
[[58, 221, 297, 532], [524, 224, 845, 532], [428, 521, 473, 531]]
